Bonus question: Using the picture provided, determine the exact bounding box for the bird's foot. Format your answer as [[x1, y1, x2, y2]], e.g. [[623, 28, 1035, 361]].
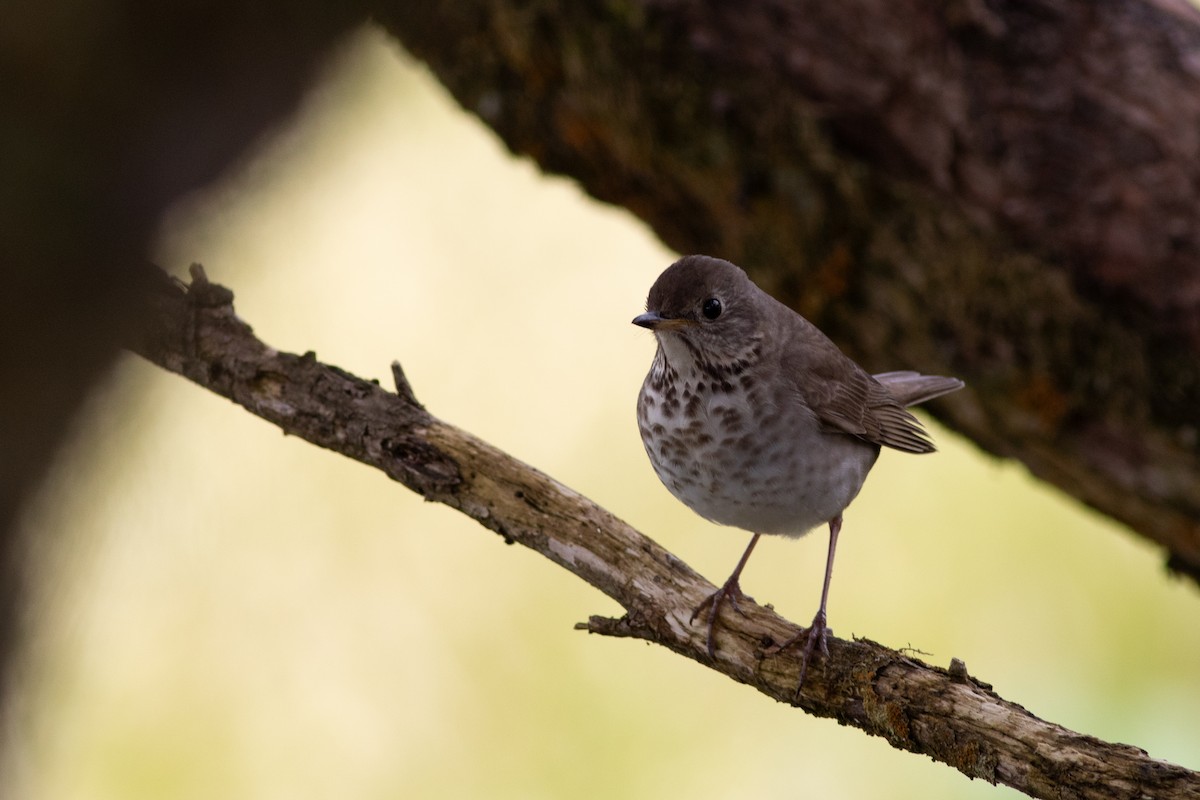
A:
[[765, 609, 830, 696], [689, 578, 754, 658]]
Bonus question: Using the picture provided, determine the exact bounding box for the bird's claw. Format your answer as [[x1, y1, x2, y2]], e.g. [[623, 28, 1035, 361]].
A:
[[690, 580, 754, 658], [765, 610, 830, 697]]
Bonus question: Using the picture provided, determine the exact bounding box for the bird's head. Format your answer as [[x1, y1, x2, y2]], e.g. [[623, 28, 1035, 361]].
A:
[[633, 255, 766, 373]]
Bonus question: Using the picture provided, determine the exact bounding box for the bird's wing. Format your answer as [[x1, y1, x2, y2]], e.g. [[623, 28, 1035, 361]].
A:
[[783, 332, 937, 455]]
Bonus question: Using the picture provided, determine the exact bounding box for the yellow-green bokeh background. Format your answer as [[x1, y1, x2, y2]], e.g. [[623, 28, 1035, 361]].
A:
[[8, 30, 1199, 799]]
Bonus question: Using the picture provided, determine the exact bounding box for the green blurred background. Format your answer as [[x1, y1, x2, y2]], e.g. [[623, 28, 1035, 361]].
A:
[[6, 29, 1198, 800]]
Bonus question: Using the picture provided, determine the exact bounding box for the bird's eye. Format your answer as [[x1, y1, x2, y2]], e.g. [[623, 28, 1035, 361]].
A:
[[702, 298, 722, 320]]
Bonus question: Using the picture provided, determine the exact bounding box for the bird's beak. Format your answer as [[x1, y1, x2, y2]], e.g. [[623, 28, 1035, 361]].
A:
[[632, 311, 693, 331]]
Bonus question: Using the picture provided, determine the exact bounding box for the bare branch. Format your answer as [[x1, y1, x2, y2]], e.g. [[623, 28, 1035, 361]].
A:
[[131, 265, 1200, 800]]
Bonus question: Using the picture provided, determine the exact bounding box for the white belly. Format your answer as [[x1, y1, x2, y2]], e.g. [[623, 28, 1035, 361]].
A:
[[638, 367, 878, 537]]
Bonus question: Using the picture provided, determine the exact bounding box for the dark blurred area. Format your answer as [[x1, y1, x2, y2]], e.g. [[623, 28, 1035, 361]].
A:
[[0, 0, 362, 720]]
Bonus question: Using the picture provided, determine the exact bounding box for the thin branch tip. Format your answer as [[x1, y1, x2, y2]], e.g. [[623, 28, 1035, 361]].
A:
[[182, 263, 234, 309], [578, 615, 637, 638], [391, 361, 424, 409]]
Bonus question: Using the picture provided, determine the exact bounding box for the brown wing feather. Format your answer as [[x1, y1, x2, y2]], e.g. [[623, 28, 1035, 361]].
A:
[[815, 369, 936, 454], [780, 319, 943, 454]]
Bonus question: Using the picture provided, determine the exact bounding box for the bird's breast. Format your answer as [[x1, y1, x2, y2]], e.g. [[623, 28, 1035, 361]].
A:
[[638, 361, 878, 536]]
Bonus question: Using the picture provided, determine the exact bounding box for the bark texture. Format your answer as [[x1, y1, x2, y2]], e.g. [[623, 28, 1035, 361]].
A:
[[377, 0, 1200, 582], [132, 266, 1200, 800]]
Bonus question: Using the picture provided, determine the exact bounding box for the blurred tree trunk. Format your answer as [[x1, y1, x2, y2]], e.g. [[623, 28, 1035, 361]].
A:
[[1, 0, 363, 720], [377, 0, 1200, 581], [4, 0, 1200, 743]]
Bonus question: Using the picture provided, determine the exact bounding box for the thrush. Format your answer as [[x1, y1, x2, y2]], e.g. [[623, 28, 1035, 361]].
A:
[[633, 254, 963, 688]]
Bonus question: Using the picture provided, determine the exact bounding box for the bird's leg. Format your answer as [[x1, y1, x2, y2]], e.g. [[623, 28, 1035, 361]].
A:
[[768, 515, 842, 693], [690, 533, 761, 658]]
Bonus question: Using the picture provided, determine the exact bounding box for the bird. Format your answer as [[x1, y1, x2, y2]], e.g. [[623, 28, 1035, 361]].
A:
[[633, 254, 963, 688]]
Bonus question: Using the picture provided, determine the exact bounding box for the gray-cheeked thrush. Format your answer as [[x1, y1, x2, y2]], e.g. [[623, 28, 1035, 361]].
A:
[[634, 255, 963, 688]]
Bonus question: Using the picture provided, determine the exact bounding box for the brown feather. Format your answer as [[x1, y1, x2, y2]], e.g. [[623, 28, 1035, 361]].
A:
[[776, 308, 952, 454]]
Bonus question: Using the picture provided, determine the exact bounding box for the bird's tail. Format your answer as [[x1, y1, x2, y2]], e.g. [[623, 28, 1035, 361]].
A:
[[873, 371, 964, 408]]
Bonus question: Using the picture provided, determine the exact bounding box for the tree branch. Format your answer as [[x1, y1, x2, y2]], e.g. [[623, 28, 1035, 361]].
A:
[[131, 265, 1200, 800]]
